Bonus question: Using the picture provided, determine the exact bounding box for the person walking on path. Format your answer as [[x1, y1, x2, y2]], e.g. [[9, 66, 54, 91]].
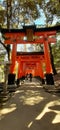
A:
[[29, 73, 32, 82]]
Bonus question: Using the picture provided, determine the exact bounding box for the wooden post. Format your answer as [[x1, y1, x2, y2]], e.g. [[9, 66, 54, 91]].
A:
[[44, 34, 54, 85], [18, 61, 21, 79], [44, 35, 52, 73], [38, 62, 45, 84], [10, 43, 17, 73]]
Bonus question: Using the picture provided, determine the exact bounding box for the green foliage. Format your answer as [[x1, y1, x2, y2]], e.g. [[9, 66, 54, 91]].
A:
[[0, 0, 60, 28], [46, 0, 60, 14], [52, 39, 60, 68]]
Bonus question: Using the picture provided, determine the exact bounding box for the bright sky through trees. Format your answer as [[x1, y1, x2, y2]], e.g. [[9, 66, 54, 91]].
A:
[[0, 0, 45, 26], [0, 0, 60, 52], [0, 0, 60, 28]]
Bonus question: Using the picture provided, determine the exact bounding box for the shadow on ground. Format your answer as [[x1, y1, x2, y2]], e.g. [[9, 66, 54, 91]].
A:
[[0, 79, 60, 130]]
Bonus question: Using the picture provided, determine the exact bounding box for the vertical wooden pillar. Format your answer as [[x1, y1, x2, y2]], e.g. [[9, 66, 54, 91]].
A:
[[10, 43, 17, 73], [18, 61, 20, 79], [44, 36, 52, 73], [18, 61, 24, 79], [16, 59, 23, 85], [44, 35, 54, 85], [39, 62, 45, 84]]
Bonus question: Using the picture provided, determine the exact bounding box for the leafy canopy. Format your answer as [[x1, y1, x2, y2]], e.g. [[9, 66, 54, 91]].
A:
[[0, 0, 60, 28]]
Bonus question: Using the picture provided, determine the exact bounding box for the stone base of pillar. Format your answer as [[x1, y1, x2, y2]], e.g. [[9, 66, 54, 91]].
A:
[[8, 73, 16, 85], [45, 73, 54, 85], [7, 84, 17, 93], [16, 78, 20, 86]]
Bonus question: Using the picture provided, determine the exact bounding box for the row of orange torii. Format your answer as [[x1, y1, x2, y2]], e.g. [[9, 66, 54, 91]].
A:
[[1, 25, 58, 85]]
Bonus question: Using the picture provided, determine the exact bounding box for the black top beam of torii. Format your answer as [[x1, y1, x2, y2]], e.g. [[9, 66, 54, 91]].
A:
[[0, 25, 60, 33]]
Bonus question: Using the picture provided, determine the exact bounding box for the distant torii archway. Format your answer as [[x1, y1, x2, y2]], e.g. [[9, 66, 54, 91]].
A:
[[1, 25, 58, 85], [16, 52, 45, 84]]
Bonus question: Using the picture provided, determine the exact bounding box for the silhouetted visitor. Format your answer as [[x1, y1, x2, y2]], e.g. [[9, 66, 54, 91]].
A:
[[26, 73, 29, 80], [29, 73, 32, 82]]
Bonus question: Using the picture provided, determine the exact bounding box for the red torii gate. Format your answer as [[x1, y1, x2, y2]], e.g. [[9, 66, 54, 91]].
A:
[[2, 25, 57, 85]]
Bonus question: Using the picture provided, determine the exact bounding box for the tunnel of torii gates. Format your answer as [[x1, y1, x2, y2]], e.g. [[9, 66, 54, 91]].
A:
[[1, 25, 60, 85]]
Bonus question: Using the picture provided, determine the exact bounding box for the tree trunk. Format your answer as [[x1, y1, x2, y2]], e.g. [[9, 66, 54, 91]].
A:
[[0, 40, 11, 60]]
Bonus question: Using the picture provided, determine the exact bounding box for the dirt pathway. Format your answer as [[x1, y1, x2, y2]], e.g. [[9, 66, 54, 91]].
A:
[[0, 79, 60, 130]]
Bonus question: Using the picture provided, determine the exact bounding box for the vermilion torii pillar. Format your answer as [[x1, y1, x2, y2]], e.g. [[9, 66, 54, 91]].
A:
[[44, 35, 52, 73], [38, 61, 45, 84], [10, 42, 17, 73], [44, 34, 54, 85]]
